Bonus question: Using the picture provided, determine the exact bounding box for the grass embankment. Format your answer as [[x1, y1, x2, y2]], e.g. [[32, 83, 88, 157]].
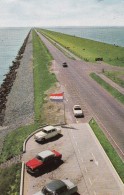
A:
[[104, 71, 124, 88], [0, 31, 56, 194], [90, 73, 124, 104], [0, 163, 21, 195], [38, 29, 124, 67], [89, 119, 124, 183]]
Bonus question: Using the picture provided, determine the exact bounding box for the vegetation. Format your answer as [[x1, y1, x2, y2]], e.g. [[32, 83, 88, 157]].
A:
[[38, 29, 124, 67], [0, 30, 56, 163], [0, 163, 21, 195], [90, 73, 124, 104], [0, 30, 57, 195], [104, 71, 124, 88], [89, 119, 124, 183]]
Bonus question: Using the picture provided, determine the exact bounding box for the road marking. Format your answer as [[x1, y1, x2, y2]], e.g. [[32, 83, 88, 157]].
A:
[[106, 108, 114, 115], [72, 135, 75, 139], [75, 141, 78, 146], [94, 191, 97, 195], [92, 153, 99, 166], [94, 114, 124, 157], [85, 167, 87, 173], [89, 178, 92, 185], [81, 158, 84, 163], [78, 149, 81, 154]]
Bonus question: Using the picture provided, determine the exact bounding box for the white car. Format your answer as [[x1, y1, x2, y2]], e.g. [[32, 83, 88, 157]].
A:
[[34, 126, 61, 142], [73, 105, 84, 117]]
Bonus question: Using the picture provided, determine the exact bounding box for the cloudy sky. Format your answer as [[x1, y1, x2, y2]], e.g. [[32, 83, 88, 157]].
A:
[[0, 0, 124, 27]]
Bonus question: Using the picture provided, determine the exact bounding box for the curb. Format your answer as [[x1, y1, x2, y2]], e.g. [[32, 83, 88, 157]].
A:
[[20, 161, 25, 195], [23, 124, 47, 153]]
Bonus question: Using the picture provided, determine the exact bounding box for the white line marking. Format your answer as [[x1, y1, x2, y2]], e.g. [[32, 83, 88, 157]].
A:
[[94, 114, 124, 157], [92, 153, 99, 166], [106, 108, 114, 115], [78, 149, 80, 154], [81, 158, 84, 163], [72, 135, 75, 139], [89, 178, 92, 185], [85, 167, 87, 173], [94, 191, 97, 195], [75, 141, 78, 146]]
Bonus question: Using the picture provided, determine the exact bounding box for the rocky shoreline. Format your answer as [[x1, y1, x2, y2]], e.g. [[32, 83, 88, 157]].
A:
[[0, 30, 35, 154], [0, 31, 31, 125]]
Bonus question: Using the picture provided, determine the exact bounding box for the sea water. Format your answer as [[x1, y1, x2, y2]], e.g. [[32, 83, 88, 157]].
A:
[[0, 27, 30, 85], [47, 26, 124, 47]]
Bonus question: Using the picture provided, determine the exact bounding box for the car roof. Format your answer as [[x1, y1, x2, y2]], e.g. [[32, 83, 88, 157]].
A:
[[74, 105, 81, 108], [43, 125, 55, 132], [38, 150, 54, 159], [46, 180, 66, 191]]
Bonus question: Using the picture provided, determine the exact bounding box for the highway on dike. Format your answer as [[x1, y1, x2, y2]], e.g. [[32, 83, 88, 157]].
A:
[[36, 31, 124, 161]]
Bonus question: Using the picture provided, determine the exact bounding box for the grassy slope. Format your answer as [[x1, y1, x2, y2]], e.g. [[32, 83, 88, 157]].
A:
[[89, 119, 124, 183], [0, 163, 21, 195], [104, 71, 124, 88], [0, 31, 57, 194], [90, 73, 124, 104], [39, 29, 124, 67]]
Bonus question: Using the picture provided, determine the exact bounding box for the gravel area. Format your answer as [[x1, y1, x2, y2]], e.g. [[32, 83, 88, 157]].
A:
[[0, 32, 34, 152], [3, 32, 34, 127]]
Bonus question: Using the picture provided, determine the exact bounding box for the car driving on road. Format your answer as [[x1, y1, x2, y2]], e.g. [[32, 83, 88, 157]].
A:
[[62, 62, 68, 67], [73, 105, 84, 117], [26, 150, 62, 175], [34, 179, 78, 195], [34, 125, 61, 142]]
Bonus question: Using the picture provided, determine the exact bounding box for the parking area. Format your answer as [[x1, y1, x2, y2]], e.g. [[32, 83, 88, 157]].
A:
[[22, 123, 124, 195]]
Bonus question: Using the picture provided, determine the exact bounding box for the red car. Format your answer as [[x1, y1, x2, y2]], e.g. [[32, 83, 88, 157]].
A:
[[26, 150, 62, 174]]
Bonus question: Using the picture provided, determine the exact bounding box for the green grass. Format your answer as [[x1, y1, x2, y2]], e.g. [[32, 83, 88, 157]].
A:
[[89, 119, 124, 183], [90, 73, 124, 104], [104, 71, 124, 88], [0, 163, 21, 195], [0, 30, 57, 163], [39, 29, 124, 67]]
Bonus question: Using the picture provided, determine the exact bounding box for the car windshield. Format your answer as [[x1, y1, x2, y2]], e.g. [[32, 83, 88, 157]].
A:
[[36, 155, 43, 161], [75, 107, 81, 110], [42, 130, 48, 133], [42, 187, 54, 195]]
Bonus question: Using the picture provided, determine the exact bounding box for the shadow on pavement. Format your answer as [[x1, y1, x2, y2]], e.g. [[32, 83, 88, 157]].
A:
[[32, 160, 64, 177], [36, 134, 63, 145]]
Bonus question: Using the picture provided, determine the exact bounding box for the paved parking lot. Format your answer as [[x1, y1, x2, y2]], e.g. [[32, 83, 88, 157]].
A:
[[22, 123, 124, 195]]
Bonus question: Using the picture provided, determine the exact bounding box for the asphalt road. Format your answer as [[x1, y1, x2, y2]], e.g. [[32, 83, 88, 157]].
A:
[[37, 31, 124, 160]]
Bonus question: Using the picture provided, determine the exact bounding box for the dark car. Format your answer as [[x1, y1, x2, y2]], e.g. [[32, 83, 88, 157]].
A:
[[62, 62, 68, 67], [34, 179, 78, 195]]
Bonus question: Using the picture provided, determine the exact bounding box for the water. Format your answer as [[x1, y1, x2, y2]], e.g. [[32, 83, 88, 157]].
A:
[[0, 27, 30, 85], [46, 26, 124, 47]]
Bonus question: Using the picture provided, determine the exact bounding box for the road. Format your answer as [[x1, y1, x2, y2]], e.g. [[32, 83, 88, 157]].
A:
[[23, 124, 124, 195], [37, 31, 124, 160]]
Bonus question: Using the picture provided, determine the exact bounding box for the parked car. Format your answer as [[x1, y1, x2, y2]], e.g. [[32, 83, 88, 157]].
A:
[[62, 62, 68, 67], [34, 179, 78, 195], [73, 105, 84, 117], [26, 150, 62, 174], [34, 125, 61, 142]]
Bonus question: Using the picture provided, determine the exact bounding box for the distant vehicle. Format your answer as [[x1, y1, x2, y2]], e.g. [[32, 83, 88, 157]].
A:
[[73, 105, 84, 117], [34, 179, 78, 195], [62, 62, 68, 67], [26, 150, 62, 174], [34, 125, 61, 142]]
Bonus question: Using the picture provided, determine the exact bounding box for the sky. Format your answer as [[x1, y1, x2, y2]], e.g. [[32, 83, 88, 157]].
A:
[[0, 0, 124, 27]]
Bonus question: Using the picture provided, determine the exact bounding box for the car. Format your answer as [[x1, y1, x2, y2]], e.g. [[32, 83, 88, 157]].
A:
[[62, 62, 68, 67], [34, 125, 61, 142], [33, 179, 78, 195], [26, 150, 62, 174], [73, 105, 84, 117]]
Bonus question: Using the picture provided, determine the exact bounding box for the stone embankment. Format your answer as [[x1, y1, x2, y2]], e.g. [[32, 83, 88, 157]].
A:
[[0, 31, 31, 125]]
